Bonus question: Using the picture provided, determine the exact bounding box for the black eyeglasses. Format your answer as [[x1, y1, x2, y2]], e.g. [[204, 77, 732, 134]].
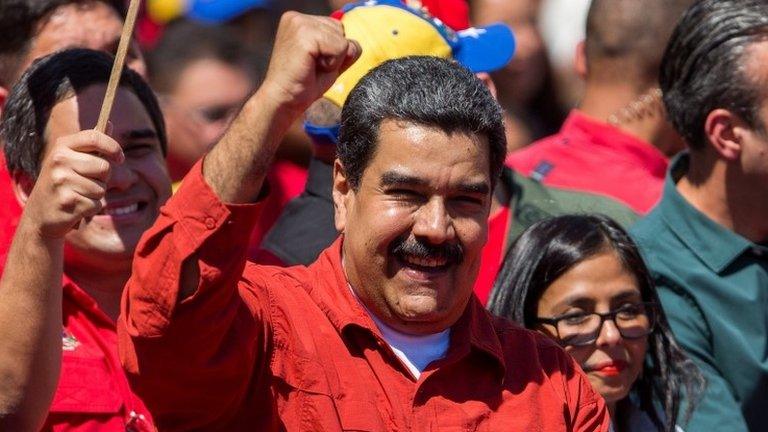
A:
[[535, 302, 657, 347]]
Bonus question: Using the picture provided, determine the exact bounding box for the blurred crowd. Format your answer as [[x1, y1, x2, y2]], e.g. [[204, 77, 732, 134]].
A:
[[0, 0, 766, 431]]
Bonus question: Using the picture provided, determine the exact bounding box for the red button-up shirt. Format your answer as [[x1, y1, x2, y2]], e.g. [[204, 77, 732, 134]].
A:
[[43, 277, 153, 431], [119, 161, 609, 431], [506, 111, 668, 214]]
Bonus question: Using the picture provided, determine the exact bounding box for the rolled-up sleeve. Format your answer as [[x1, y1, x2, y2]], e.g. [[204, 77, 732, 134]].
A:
[[118, 160, 270, 430]]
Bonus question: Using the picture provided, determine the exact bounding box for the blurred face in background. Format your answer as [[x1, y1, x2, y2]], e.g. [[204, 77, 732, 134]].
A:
[[25, 1, 146, 79], [472, 0, 547, 107], [162, 57, 254, 180]]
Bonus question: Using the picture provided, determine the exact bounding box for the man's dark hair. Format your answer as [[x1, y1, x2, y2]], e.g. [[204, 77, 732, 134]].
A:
[[660, 0, 768, 150], [0, 0, 124, 87], [338, 56, 506, 190], [148, 19, 259, 94], [1, 48, 166, 178], [585, 0, 693, 86]]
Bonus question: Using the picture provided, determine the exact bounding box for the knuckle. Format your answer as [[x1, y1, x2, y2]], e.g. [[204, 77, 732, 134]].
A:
[[282, 11, 299, 24], [49, 150, 68, 167], [49, 169, 68, 187], [58, 190, 79, 213]]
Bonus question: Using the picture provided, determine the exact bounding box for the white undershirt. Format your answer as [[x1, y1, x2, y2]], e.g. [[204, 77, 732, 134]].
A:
[[350, 286, 451, 379]]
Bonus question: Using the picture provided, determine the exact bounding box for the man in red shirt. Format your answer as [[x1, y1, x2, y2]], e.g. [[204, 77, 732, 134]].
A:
[[506, 0, 694, 214], [119, 11, 610, 431], [0, 49, 163, 431]]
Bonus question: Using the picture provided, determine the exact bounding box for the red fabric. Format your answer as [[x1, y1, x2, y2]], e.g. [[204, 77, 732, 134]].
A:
[[507, 110, 668, 214], [43, 277, 153, 432], [420, 0, 471, 30], [0, 156, 21, 275], [332, 1, 470, 31], [473, 206, 510, 305], [119, 161, 609, 431], [247, 159, 307, 256]]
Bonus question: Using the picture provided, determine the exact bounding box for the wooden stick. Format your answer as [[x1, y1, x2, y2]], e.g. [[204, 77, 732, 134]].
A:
[[95, 0, 142, 133]]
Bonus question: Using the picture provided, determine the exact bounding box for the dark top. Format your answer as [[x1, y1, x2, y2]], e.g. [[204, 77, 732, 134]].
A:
[[631, 154, 768, 432], [260, 158, 337, 265]]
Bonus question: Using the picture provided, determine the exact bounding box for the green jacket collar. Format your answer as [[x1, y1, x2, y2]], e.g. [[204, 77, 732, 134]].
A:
[[659, 153, 754, 274]]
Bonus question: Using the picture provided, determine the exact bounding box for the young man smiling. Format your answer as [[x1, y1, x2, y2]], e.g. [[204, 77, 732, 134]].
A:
[[0, 49, 165, 431], [119, 10, 609, 431]]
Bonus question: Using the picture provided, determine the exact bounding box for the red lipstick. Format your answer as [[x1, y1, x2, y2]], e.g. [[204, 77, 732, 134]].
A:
[[587, 360, 628, 377]]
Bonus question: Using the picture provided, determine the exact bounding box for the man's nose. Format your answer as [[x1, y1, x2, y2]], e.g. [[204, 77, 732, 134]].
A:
[[412, 198, 455, 244], [107, 160, 138, 192]]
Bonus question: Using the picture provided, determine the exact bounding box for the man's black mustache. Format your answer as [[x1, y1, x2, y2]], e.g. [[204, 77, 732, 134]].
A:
[[390, 236, 464, 266]]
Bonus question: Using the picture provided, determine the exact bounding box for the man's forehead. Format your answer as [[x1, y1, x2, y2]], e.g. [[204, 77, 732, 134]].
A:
[[77, 85, 154, 131], [46, 85, 155, 140], [366, 120, 492, 185], [30, 2, 122, 59]]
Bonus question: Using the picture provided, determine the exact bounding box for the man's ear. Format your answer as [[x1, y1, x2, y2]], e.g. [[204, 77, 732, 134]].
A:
[[475, 72, 498, 101], [574, 40, 587, 80], [11, 171, 34, 208], [703, 108, 745, 161], [332, 159, 353, 233]]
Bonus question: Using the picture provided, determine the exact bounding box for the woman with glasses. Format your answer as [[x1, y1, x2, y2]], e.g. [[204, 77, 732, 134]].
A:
[[488, 214, 703, 432]]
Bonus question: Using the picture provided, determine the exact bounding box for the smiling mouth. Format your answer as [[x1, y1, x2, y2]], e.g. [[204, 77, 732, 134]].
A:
[[398, 251, 448, 269], [395, 254, 451, 274]]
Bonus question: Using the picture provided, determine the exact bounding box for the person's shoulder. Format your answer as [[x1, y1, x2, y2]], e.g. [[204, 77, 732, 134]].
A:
[[629, 206, 667, 243], [506, 132, 564, 172], [629, 208, 683, 272], [514, 175, 640, 228]]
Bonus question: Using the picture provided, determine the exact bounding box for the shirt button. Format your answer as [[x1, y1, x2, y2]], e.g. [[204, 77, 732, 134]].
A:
[[204, 217, 216, 230]]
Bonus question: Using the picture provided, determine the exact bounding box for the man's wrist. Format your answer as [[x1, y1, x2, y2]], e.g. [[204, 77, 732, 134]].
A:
[[15, 213, 67, 248], [256, 81, 312, 125]]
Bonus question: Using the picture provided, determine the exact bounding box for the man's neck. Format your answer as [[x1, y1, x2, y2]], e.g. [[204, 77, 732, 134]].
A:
[[579, 83, 677, 156], [678, 156, 768, 243], [65, 263, 130, 322]]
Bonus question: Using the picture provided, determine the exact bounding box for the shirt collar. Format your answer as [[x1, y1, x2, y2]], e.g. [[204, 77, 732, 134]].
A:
[[62, 274, 116, 327], [562, 110, 668, 177], [309, 238, 507, 376], [658, 153, 754, 273]]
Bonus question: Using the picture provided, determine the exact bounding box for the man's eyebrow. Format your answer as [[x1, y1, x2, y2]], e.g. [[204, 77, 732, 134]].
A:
[[380, 171, 489, 195], [122, 128, 158, 140], [457, 181, 490, 195], [380, 171, 428, 188]]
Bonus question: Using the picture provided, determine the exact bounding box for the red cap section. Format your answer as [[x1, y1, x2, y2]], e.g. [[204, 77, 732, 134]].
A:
[[419, 0, 470, 30]]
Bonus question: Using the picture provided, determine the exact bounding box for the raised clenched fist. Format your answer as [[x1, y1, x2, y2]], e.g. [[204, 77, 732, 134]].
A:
[[260, 12, 361, 116], [23, 129, 124, 239]]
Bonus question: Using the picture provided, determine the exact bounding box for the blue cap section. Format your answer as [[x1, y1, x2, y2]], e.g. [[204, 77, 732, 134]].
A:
[[304, 122, 340, 146], [189, 0, 270, 24], [453, 24, 516, 73]]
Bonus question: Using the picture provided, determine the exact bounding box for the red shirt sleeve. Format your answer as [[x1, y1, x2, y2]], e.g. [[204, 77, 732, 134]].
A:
[[118, 160, 270, 430]]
